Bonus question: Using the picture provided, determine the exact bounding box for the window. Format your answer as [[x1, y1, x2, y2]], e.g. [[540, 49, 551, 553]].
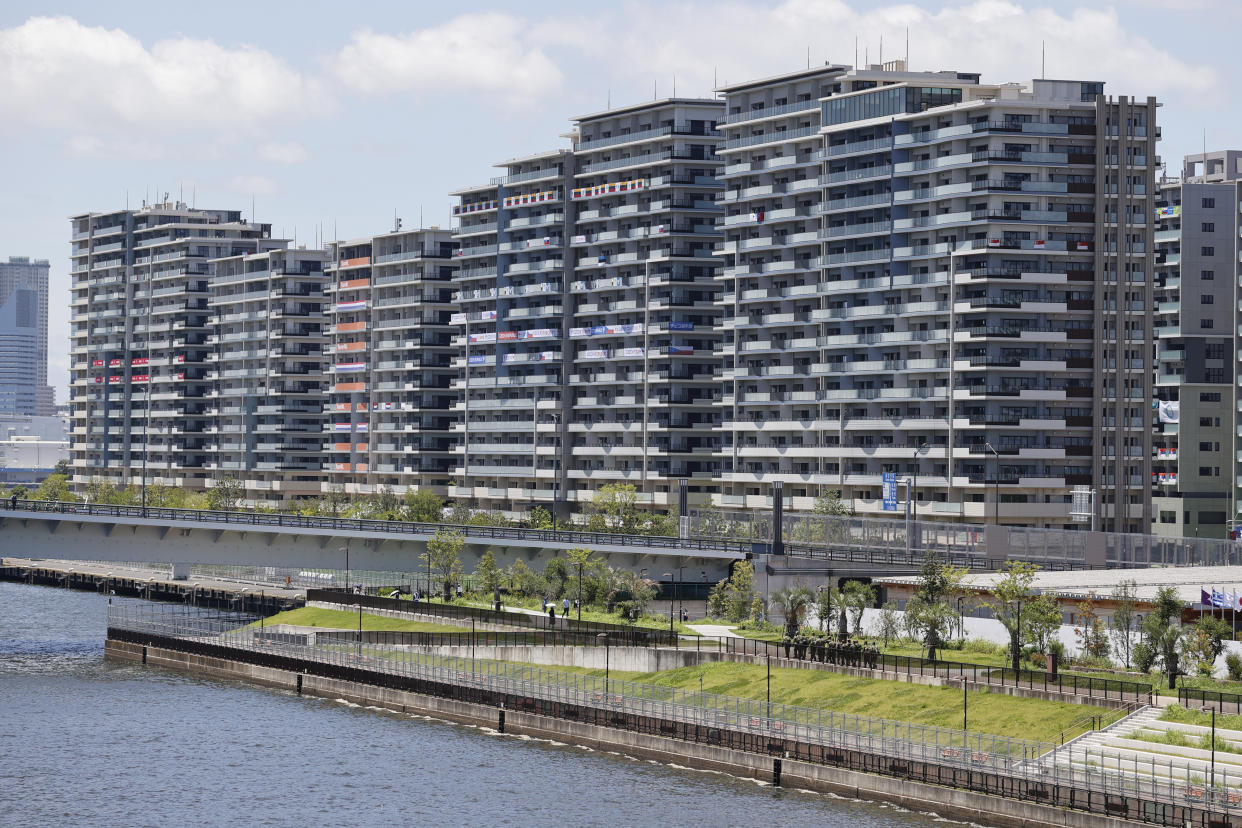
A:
[[1202, 222, 1215, 232], [1200, 466, 1213, 476], [1202, 295, 1215, 304], [1202, 197, 1215, 208], [1159, 510, 1176, 524], [1201, 319, 1215, 329], [1206, 344, 1224, 359], [1201, 392, 1221, 402], [1202, 270, 1215, 280], [1202, 246, 1215, 256]]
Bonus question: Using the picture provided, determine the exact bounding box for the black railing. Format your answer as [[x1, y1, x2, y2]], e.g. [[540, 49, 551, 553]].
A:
[[114, 626, 1221, 827], [5, 499, 746, 554], [310, 590, 678, 647], [717, 637, 1153, 704], [1179, 686, 1242, 715]]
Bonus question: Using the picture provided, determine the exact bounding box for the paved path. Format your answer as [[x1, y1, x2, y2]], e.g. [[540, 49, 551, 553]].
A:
[[686, 623, 740, 638], [4, 557, 305, 600]]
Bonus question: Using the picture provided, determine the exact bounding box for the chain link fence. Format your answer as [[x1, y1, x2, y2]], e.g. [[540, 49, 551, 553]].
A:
[[106, 603, 1242, 817]]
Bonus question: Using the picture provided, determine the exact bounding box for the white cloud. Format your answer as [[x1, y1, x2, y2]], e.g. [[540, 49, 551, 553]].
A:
[[257, 141, 311, 164], [534, 0, 1221, 110], [0, 16, 322, 134], [332, 13, 563, 105]]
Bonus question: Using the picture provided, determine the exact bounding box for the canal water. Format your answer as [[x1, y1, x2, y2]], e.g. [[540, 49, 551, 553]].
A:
[[0, 581, 969, 827]]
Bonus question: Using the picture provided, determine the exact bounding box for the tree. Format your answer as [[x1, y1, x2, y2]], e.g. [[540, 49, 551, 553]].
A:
[[34, 473, 75, 503], [475, 549, 502, 596], [1181, 625, 1217, 677], [587, 482, 641, 534], [543, 556, 570, 599], [841, 580, 877, 635], [978, 560, 1039, 672], [812, 489, 851, 516], [1108, 579, 1140, 669], [909, 552, 966, 661], [1196, 614, 1231, 664], [1142, 586, 1185, 689], [566, 547, 595, 618], [371, 486, 401, 520], [423, 528, 464, 601], [815, 589, 835, 632], [507, 559, 542, 598], [1074, 595, 1111, 663], [874, 601, 901, 646], [770, 584, 815, 636], [527, 506, 553, 529], [723, 561, 756, 623], [206, 477, 245, 511], [404, 488, 444, 524], [1022, 593, 1063, 655]]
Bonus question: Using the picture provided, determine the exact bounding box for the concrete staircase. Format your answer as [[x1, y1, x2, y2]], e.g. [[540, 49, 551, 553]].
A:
[[1040, 705, 1242, 801]]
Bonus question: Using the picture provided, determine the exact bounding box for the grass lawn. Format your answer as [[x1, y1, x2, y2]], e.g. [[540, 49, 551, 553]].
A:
[[1161, 703, 1242, 731], [254, 606, 469, 633], [546, 660, 1103, 744], [414, 593, 702, 636]]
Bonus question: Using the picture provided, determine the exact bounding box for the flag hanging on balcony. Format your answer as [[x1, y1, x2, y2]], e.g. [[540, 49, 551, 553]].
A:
[[987, 238, 1001, 248]]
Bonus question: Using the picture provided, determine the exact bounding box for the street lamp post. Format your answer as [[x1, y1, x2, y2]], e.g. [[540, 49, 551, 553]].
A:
[[664, 571, 674, 634], [339, 545, 349, 594], [597, 632, 610, 695], [985, 441, 999, 526], [912, 442, 927, 524], [1204, 706, 1217, 789], [766, 652, 772, 720], [550, 411, 560, 531], [677, 565, 685, 624]]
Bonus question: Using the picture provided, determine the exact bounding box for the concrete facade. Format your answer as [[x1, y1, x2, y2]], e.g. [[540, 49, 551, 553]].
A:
[[1151, 151, 1242, 539], [0, 256, 52, 415], [715, 67, 1156, 531], [323, 228, 458, 497], [68, 202, 279, 495]]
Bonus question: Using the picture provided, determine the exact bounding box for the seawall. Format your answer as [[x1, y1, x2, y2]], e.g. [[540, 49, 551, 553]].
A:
[[106, 637, 1159, 828]]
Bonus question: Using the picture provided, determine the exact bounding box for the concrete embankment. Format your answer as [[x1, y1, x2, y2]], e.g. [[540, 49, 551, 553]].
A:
[[1, 558, 302, 612], [106, 637, 1156, 827]]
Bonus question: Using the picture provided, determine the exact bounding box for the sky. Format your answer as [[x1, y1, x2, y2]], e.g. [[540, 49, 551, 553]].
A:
[[1, 0, 1237, 403]]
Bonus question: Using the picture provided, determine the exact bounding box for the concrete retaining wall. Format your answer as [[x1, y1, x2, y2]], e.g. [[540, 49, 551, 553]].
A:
[[105, 638, 1147, 828]]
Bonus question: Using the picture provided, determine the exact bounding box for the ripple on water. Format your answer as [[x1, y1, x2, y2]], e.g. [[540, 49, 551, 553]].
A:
[[0, 581, 969, 827]]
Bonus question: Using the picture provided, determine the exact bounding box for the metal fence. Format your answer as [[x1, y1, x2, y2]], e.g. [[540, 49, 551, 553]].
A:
[[7, 499, 740, 553], [714, 637, 1154, 704], [107, 603, 1242, 821], [311, 590, 678, 646], [1179, 687, 1242, 716]]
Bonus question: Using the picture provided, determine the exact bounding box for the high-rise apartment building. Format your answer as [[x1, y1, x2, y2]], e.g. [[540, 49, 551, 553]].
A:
[[206, 247, 329, 505], [451, 98, 724, 517], [716, 64, 1156, 530], [1152, 151, 1242, 538], [0, 256, 52, 415], [69, 202, 278, 494], [324, 228, 458, 496]]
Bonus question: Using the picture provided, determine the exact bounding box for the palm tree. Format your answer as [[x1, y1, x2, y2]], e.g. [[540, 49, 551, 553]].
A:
[[770, 584, 816, 636]]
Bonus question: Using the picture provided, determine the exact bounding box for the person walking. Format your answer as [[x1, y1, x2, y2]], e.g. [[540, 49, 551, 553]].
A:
[[548, 603, 556, 626]]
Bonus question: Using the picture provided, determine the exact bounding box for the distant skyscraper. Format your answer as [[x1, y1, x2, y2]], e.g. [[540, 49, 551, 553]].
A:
[[0, 256, 52, 415]]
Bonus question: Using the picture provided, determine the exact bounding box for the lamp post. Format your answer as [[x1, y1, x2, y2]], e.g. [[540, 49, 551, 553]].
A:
[[550, 411, 560, 531], [766, 652, 772, 720], [597, 632, 610, 695], [576, 557, 584, 623], [912, 442, 927, 523], [1204, 706, 1217, 789], [957, 596, 964, 640], [664, 571, 674, 634], [963, 681, 968, 731], [339, 544, 349, 594], [677, 565, 685, 624], [985, 441, 999, 526]]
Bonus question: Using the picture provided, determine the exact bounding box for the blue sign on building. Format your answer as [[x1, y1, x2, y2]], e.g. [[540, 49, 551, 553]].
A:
[[882, 472, 897, 511]]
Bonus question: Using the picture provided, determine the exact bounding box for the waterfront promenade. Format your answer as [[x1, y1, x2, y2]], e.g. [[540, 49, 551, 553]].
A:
[[105, 602, 1241, 827]]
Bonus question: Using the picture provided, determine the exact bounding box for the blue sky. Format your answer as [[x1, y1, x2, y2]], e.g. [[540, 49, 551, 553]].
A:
[[1, 0, 1236, 400]]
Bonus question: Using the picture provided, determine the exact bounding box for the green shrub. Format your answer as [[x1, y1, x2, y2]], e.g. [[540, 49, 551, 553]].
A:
[[1226, 652, 1242, 682], [1133, 641, 1156, 674]]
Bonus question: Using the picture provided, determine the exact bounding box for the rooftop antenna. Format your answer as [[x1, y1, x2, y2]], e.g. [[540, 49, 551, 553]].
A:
[[607, 88, 611, 108], [673, 75, 676, 96], [420, 205, 424, 229], [854, 36, 858, 69], [807, 46, 811, 69], [879, 35, 883, 67], [905, 27, 909, 68], [713, 67, 717, 90], [125, 188, 129, 210], [653, 79, 657, 100], [1041, 41, 1045, 79], [251, 194, 255, 224], [192, 185, 196, 208], [179, 180, 183, 206]]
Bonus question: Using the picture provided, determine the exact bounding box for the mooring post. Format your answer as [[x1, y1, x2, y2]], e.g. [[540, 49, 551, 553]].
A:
[[772, 758, 782, 787]]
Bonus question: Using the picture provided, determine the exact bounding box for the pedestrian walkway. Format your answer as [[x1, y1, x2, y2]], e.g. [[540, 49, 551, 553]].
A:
[[686, 623, 740, 638], [1040, 705, 1242, 796]]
